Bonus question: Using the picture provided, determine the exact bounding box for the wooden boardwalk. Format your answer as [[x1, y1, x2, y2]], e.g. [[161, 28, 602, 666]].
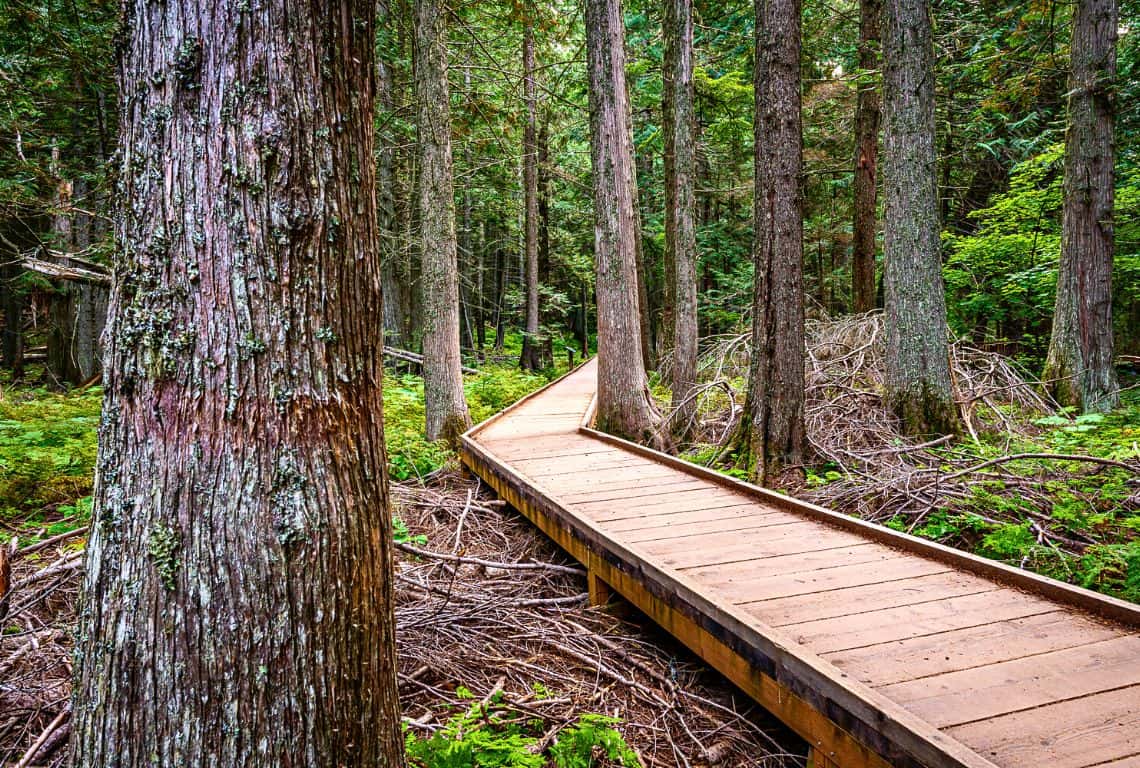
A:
[[459, 359, 1140, 768]]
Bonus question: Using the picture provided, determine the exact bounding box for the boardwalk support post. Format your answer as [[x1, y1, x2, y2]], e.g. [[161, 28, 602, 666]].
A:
[[587, 570, 614, 606]]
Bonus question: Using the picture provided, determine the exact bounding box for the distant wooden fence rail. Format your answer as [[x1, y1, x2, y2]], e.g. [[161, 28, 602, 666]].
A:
[[459, 357, 1140, 768]]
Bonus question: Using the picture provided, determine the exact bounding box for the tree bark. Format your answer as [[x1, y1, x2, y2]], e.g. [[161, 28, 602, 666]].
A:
[[1043, 0, 1119, 412], [0, 257, 24, 378], [882, 0, 959, 435], [852, 0, 881, 314], [585, 0, 660, 443], [663, 0, 698, 438], [416, 0, 471, 442], [378, 0, 407, 348], [739, 0, 805, 486], [70, 0, 405, 764], [520, 21, 544, 371]]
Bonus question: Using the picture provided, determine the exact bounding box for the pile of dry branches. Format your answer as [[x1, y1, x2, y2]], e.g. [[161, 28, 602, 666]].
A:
[[671, 312, 1139, 554], [1, 474, 797, 767]]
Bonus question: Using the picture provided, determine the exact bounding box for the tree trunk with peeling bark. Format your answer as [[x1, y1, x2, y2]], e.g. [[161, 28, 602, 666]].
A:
[[585, 0, 660, 443], [70, 0, 405, 764], [739, 0, 805, 487], [416, 0, 471, 442], [882, 0, 959, 436], [1044, 0, 1119, 413], [664, 0, 698, 438], [852, 0, 881, 314]]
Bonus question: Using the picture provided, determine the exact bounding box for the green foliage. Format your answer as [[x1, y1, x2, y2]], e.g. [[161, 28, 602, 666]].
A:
[[0, 383, 100, 543], [549, 715, 640, 768], [944, 145, 1140, 359], [384, 362, 557, 481], [405, 701, 640, 768]]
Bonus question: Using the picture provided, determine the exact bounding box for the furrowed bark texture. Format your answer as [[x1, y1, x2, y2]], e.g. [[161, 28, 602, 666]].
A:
[[1044, 0, 1119, 412], [416, 0, 471, 442], [881, 0, 959, 435], [71, 0, 405, 765], [378, 0, 408, 348], [742, 0, 805, 486], [664, 0, 698, 438], [520, 21, 544, 371], [585, 0, 659, 443], [852, 0, 881, 314]]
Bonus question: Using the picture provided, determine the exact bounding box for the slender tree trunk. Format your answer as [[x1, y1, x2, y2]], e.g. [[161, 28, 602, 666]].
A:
[[629, 100, 654, 372], [852, 0, 881, 314], [1044, 0, 1119, 412], [459, 68, 475, 352], [493, 216, 507, 350], [47, 150, 84, 384], [739, 0, 805, 486], [538, 117, 551, 280], [378, 0, 405, 348], [882, 0, 959, 435], [520, 21, 544, 371], [475, 219, 486, 360], [71, 0, 405, 764], [664, 0, 698, 438], [416, 0, 471, 442], [585, 0, 660, 442], [0, 257, 24, 378]]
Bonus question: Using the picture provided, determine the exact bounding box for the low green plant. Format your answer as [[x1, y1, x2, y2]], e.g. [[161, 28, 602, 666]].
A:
[[405, 701, 640, 768], [0, 384, 101, 543], [549, 714, 640, 768]]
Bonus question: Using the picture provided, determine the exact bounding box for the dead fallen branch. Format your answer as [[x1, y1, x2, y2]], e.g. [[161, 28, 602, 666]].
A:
[[1, 470, 795, 767]]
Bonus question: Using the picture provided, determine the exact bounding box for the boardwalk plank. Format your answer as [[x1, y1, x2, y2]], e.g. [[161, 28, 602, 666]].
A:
[[946, 686, 1140, 768], [825, 610, 1124, 686], [880, 635, 1140, 728], [745, 572, 998, 626], [783, 589, 1058, 654], [646, 523, 875, 569]]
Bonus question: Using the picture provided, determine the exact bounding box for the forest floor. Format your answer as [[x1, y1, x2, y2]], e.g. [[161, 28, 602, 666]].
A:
[[3, 317, 1139, 766], [0, 361, 801, 768], [0, 473, 801, 768]]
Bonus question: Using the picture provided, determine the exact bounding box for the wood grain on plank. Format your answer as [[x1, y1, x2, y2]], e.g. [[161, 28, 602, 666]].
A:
[[947, 685, 1140, 768], [644, 523, 874, 569], [746, 572, 997, 627], [783, 589, 1058, 654], [731, 557, 953, 605], [825, 610, 1124, 686], [880, 634, 1140, 728]]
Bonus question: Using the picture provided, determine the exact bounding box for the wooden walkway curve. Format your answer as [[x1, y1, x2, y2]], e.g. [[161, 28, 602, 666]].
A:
[[459, 359, 1140, 768]]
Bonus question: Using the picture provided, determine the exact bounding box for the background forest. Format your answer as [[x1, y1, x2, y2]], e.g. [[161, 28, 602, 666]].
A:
[[1, 0, 1140, 764]]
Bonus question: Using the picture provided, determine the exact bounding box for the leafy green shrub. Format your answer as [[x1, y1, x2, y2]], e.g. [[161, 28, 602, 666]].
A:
[[405, 702, 640, 768], [549, 715, 640, 768]]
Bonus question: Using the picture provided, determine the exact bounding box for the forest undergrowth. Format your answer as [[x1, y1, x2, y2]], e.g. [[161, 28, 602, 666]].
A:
[[0, 360, 799, 768], [665, 312, 1140, 602]]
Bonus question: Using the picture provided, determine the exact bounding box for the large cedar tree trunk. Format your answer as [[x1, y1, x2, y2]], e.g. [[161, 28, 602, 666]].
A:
[[520, 21, 545, 371], [1043, 0, 1119, 412], [740, 0, 805, 486], [882, 0, 959, 435], [585, 0, 660, 442], [71, 0, 405, 764], [663, 0, 698, 438], [416, 0, 471, 442], [852, 0, 881, 314]]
